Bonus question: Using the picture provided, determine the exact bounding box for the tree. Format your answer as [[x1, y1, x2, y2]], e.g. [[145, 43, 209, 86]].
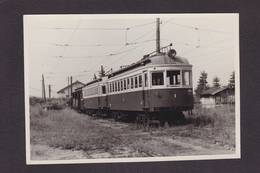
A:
[[195, 71, 209, 96], [99, 65, 105, 78], [228, 71, 235, 89], [213, 77, 221, 88]]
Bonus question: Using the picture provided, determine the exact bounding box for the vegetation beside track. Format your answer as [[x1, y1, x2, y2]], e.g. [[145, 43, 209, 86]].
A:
[[30, 103, 236, 159]]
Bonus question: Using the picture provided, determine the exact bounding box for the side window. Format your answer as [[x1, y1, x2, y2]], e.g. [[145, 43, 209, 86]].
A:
[[127, 78, 130, 89], [118, 81, 120, 91], [139, 75, 142, 87], [102, 85, 106, 94], [121, 80, 123, 91], [131, 77, 134, 89], [112, 82, 114, 92], [124, 79, 126, 90], [152, 72, 164, 86], [134, 76, 138, 88], [115, 81, 118, 92]]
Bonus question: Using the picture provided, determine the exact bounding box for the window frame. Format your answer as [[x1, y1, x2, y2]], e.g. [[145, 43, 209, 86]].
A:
[[166, 70, 181, 86], [151, 71, 165, 86]]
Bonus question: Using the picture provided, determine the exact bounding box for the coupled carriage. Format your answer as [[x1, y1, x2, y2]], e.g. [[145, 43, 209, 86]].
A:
[[72, 18, 193, 124], [72, 46, 193, 123]]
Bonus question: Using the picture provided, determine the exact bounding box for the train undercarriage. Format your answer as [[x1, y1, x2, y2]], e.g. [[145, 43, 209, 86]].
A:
[[79, 107, 189, 127]]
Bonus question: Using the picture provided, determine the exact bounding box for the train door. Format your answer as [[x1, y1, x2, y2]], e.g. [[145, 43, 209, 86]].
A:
[[142, 71, 149, 110], [100, 84, 108, 109], [97, 85, 101, 109], [102, 84, 108, 108]]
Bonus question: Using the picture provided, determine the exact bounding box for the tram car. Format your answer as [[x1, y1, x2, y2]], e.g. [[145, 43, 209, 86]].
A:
[[72, 44, 193, 122]]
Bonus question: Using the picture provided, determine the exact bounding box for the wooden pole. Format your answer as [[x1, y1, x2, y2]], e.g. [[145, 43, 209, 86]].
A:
[[70, 76, 73, 97], [48, 84, 51, 99], [42, 74, 46, 102], [67, 76, 70, 98], [156, 18, 160, 53], [70, 76, 73, 107]]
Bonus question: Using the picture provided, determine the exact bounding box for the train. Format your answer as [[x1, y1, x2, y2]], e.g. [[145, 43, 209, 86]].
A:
[[71, 18, 193, 124], [71, 44, 193, 124]]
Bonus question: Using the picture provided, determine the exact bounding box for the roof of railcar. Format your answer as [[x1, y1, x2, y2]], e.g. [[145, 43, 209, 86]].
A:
[[107, 53, 190, 78], [84, 52, 191, 84]]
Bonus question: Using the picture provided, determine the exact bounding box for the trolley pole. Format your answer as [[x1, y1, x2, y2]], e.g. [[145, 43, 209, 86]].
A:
[[156, 18, 160, 53]]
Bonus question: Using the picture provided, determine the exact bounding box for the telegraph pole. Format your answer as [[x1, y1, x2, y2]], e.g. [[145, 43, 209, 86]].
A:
[[42, 74, 46, 102], [70, 76, 73, 107], [70, 76, 73, 97], [156, 18, 160, 53], [67, 76, 70, 98], [48, 84, 51, 99]]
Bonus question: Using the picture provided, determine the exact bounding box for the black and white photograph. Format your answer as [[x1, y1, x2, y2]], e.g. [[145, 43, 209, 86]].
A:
[[24, 14, 240, 164]]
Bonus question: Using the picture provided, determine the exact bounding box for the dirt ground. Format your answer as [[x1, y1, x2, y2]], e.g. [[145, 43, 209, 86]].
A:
[[30, 108, 235, 160]]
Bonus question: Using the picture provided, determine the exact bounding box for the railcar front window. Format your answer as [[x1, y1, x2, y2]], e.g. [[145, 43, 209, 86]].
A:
[[166, 70, 180, 86], [152, 72, 164, 86], [183, 71, 191, 86]]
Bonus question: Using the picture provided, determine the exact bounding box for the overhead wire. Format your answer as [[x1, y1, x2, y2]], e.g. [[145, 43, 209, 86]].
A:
[[48, 18, 82, 73], [38, 18, 234, 87], [167, 21, 232, 34]]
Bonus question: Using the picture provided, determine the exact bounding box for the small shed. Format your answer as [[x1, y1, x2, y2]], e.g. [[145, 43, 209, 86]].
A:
[[57, 80, 85, 98], [200, 86, 235, 106]]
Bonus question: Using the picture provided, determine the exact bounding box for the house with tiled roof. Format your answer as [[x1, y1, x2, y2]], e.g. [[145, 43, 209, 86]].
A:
[[200, 86, 235, 106], [57, 80, 85, 98]]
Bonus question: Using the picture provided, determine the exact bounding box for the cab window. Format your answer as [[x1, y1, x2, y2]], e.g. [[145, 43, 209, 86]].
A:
[[152, 72, 164, 86], [166, 70, 180, 86], [182, 70, 191, 86]]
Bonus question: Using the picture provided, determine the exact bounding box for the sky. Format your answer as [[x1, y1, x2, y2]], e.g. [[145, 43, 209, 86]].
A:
[[24, 14, 239, 97]]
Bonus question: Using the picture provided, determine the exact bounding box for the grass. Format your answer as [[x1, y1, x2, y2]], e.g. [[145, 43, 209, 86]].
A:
[[181, 104, 236, 148], [30, 103, 236, 158], [30, 105, 122, 152]]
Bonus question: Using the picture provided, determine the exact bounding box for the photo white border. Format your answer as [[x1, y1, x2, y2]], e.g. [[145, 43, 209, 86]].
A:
[[24, 13, 240, 165]]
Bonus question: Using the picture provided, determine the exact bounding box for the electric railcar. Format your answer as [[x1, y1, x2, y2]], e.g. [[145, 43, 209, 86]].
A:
[[72, 46, 193, 122]]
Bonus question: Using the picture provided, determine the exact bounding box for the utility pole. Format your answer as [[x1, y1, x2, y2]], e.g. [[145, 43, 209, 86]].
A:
[[70, 76, 73, 107], [70, 76, 73, 97], [67, 76, 70, 98], [156, 18, 160, 53], [42, 74, 46, 102], [48, 84, 51, 99]]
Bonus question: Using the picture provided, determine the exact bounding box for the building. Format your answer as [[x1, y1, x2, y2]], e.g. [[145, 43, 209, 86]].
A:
[[57, 80, 85, 98], [200, 86, 235, 106]]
